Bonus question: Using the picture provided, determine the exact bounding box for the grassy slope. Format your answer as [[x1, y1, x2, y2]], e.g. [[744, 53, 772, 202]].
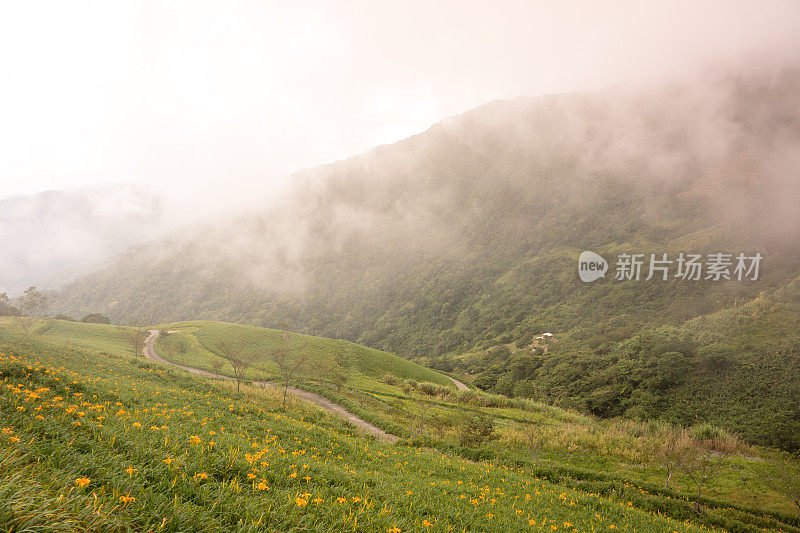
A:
[[3, 318, 799, 525], [0, 317, 140, 357], [145, 319, 800, 520], [0, 327, 718, 532], [154, 320, 453, 386]]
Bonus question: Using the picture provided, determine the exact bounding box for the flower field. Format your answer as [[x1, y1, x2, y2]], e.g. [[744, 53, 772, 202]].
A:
[[0, 324, 725, 532]]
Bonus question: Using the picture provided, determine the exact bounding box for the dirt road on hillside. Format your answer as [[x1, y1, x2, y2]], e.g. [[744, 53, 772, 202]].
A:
[[142, 330, 399, 443], [447, 375, 470, 390]]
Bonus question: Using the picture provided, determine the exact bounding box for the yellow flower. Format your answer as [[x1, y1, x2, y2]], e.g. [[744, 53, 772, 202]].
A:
[[125, 467, 137, 477], [75, 477, 91, 488], [422, 520, 432, 528], [195, 472, 209, 480], [295, 496, 308, 507], [189, 435, 201, 445], [288, 471, 297, 478], [405, 490, 413, 495], [388, 527, 402, 533], [312, 497, 323, 505], [119, 494, 135, 504], [529, 519, 536, 526], [257, 482, 269, 491], [163, 457, 173, 465], [337, 497, 347, 504], [247, 473, 256, 480]]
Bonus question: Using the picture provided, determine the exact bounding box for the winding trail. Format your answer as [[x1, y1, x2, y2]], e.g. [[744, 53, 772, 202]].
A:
[[143, 330, 399, 443], [446, 375, 469, 390]]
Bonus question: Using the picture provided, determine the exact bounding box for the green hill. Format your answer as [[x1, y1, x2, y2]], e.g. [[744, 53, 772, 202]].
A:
[[153, 320, 453, 386], [2, 323, 800, 529]]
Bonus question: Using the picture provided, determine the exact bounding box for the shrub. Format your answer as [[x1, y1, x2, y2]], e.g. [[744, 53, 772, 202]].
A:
[[691, 423, 723, 441], [382, 374, 399, 386], [473, 373, 498, 391], [459, 412, 499, 447], [417, 381, 448, 397], [80, 313, 111, 324]]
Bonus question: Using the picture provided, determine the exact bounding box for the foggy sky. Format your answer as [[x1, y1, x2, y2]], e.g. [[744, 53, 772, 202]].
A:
[[1, 0, 799, 213]]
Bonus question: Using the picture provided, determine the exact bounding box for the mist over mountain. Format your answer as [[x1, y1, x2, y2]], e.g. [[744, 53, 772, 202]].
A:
[[53, 65, 800, 448], [0, 184, 169, 296], [55, 66, 800, 324]]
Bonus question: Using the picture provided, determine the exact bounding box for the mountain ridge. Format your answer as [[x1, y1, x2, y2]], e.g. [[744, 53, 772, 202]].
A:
[[51, 65, 800, 448]]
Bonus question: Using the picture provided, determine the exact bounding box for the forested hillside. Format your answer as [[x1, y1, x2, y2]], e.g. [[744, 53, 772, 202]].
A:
[[54, 66, 800, 448]]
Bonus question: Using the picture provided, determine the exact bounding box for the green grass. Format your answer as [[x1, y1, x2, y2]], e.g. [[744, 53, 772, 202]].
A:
[[0, 326, 725, 532], [154, 320, 454, 386], [152, 321, 800, 523], [2, 318, 799, 531], [0, 317, 140, 358]]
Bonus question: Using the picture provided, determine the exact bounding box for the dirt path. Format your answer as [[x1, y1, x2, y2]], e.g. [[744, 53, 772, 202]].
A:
[[142, 330, 399, 443], [447, 375, 469, 390]]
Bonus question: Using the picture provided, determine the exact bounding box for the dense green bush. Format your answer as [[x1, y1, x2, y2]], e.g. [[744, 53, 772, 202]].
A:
[[458, 412, 499, 447], [80, 313, 111, 324]]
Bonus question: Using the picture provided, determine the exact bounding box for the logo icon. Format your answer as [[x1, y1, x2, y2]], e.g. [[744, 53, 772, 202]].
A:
[[578, 251, 608, 282]]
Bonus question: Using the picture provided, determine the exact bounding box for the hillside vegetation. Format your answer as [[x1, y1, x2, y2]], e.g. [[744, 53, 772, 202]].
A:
[[155, 321, 452, 387], [2, 322, 800, 530], [54, 67, 800, 450], [448, 275, 800, 451]]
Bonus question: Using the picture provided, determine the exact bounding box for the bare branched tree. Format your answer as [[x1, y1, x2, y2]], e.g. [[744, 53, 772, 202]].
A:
[[652, 430, 689, 489], [268, 335, 310, 410], [210, 358, 225, 376], [676, 447, 725, 512], [328, 352, 353, 393], [160, 331, 189, 361], [760, 452, 800, 515], [217, 341, 259, 394], [120, 325, 147, 358]]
